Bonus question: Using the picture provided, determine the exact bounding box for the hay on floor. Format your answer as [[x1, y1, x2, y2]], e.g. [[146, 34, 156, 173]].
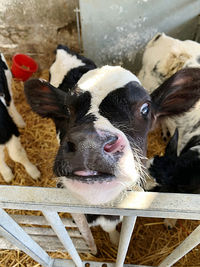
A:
[[0, 69, 199, 266]]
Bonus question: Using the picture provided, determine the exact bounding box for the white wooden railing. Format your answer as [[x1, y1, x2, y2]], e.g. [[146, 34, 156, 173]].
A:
[[0, 185, 200, 267]]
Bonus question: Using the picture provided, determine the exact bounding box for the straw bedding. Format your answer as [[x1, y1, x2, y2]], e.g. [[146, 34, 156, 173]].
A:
[[0, 68, 199, 266]]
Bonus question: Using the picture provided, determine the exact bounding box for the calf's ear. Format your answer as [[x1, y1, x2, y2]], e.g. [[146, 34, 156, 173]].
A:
[[24, 79, 70, 119], [151, 68, 200, 118]]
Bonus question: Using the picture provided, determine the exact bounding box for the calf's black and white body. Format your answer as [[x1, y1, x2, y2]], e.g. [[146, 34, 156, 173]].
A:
[[147, 129, 200, 228], [138, 33, 200, 153], [148, 129, 200, 194], [0, 53, 40, 182], [24, 45, 200, 243]]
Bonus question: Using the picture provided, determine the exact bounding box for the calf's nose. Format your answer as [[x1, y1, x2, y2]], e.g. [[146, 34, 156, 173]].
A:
[[103, 134, 126, 154]]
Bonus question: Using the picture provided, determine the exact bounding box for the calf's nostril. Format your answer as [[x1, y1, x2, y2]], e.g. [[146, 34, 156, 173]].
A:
[[104, 136, 120, 153], [67, 142, 76, 152]]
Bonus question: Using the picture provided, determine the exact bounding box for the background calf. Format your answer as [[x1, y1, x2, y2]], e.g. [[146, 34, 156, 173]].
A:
[[147, 128, 200, 228], [138, 33, 200, 154], [0, 53, 40, 182], [148, 128, 200, 194]]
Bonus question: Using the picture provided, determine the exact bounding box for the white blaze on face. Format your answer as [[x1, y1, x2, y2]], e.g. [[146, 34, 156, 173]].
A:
[[50, 49, 85, 88], [78, 65, 141, 111]]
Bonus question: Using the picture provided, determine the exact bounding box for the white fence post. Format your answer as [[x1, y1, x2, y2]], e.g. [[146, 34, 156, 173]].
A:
[[116, 216, 137, 267], [43, 210, 83, 267], [71, 213, 97, 254], [159, 224, 200, 267]]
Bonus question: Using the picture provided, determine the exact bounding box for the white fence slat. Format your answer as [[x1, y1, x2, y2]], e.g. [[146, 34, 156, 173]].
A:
[[0, 237, 19, 250], [159, 224, 200, 267], [30, 235, 88, 252], [116, 216, 137, 267], [0, 235, 89, 252], [71, 213, 97, 254], [0, 208, 53, 267], [22, 226, 81, 238], [43, 211, 83, 267], [0, 186, 200, 220], [11, 214, 76, 227]]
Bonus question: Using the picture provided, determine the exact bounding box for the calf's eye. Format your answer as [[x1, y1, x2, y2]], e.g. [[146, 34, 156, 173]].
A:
[[140, 103, 149, 116]]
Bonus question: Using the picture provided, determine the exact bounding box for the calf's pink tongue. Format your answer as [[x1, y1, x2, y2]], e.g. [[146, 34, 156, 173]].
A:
[[74, 170, 99, 176]]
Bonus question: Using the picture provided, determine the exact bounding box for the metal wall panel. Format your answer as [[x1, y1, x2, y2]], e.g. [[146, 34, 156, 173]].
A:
[[80, 0, 200, 73]]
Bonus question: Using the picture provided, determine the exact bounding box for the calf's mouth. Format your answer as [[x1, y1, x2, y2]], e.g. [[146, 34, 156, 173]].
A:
[[70, 170, 115, 183]]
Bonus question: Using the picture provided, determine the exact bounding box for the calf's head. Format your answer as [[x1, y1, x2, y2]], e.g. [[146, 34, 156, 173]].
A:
[[138, 33, 200, 92], [25, 66, 200, 204]]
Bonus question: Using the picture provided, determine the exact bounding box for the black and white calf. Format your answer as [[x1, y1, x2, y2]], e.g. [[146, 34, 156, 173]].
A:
[[148, 128, 200, 194], [0, 53, 40, 182], [24, 45, 200, 243], [138, 33, 200, 153], [147, 128, 200, 228]]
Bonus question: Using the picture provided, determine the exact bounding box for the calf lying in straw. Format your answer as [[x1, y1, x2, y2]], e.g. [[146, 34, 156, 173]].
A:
[[138, 33, 200, 153]]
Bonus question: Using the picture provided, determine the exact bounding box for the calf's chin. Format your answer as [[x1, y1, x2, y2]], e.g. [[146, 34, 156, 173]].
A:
[[59, 176, 127, 205]]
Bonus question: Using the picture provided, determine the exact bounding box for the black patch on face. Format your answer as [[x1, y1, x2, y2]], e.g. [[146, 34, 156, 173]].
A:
[[99, 81, 150, 123], [0, 100, 19, 144], [99, 81, 152, 152], [54, 90, 93, 140], [0, 54, 11, 106], [75, 113, 97, 126], [71, 90, 93, 123]]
